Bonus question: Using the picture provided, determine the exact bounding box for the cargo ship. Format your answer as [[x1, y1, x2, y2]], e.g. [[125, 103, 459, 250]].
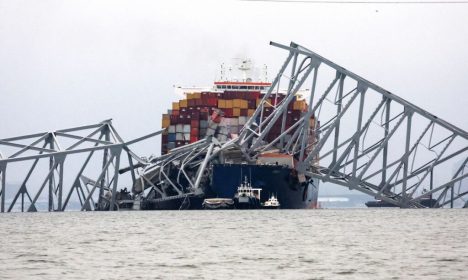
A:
[[124, 60, 319, 210]]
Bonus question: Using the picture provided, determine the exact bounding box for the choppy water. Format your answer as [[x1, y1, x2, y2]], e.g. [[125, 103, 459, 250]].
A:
[[0, 209, 467, 280]]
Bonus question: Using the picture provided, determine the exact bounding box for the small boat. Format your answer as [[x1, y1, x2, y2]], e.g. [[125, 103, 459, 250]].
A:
[[233, 176, 262, 209], [262, 194, 280, 209], [202, 198, 235, 210]]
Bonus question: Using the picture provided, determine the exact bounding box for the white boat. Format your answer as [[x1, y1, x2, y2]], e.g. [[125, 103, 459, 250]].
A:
[[234, 176, 262, 209], [263, 194, 280, 209]]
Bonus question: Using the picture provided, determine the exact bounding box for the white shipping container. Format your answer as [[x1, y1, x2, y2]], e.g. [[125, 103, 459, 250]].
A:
[[176, 124, 183, 133], [219, 126, 228, 135], [168, 125, 176, 133], [230, 118, 239, 126], [206, 127, 216, 136], [230, 126, 239, 134], [176, 133, 184, 141], [238, 117, 247, 125], [183, 124, 191, 133], [184, 133, 191, 140], [219, 118, 229, 126]]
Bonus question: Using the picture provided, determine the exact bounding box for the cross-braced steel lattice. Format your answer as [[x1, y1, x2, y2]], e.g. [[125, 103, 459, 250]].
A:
[[2, 42, 467, 210], [237, 42, 468, 208], [0, 120, 161, 212]]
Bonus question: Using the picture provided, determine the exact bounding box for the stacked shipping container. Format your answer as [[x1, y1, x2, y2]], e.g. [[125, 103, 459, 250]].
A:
[[161, 90, 316, 155]]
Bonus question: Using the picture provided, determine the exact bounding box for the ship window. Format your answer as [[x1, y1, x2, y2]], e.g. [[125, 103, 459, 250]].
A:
[[232, 86, 239, 89], [221, 85, 226, 89], [240, 86, 247, 89], [227, 86, 232, 89], [260, 87, 264, 90], [255, 86, 259, 90]]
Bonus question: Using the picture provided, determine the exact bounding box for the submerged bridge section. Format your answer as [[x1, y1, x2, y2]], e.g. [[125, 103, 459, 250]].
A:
[[1, 42, 467, 211]]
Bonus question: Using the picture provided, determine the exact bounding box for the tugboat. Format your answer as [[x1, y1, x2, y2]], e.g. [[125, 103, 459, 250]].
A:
[[233, 176, 262, 209], [263, 194, 280, 209], [202, 198, 235, 210]]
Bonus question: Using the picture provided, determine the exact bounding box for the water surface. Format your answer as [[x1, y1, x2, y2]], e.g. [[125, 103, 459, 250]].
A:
[[0, 209, 467, 279]]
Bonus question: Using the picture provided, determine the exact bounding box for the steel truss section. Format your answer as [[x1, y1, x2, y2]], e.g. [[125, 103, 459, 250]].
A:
[[2, 42, 466, 211], [236, 42, 468, 208], [0, 120, 162, 212]]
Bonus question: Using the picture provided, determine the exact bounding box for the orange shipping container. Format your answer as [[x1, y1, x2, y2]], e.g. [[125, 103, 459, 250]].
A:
[[233, 99, 241, 108], [192, 92, 201, 99], [218, 99, 226, 108], [233, 108, 241, 117], [179, 99, 188, 107], [172, 102, 180, 110], [162, 118, 170, 128], [240, 100, 248, 109], [248, 109, 255, 117], [226, 100, 233, 108], [294, 100, 307, 111]]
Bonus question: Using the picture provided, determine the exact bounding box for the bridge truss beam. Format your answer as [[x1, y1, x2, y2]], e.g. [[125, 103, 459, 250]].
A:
[[237, 41, 468, 208], [0, 120, 161, 212]]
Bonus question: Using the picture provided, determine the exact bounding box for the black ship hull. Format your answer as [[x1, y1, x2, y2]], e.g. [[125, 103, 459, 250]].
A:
[[141, 164, 319, 210]]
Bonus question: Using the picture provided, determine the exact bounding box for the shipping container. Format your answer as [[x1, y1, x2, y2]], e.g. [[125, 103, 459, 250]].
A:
[[168, 133, 176, 142], [179, 99, 188, 108]]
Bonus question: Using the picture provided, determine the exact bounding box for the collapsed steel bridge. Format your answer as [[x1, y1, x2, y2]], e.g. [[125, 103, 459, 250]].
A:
[[1, 42, 467, 211]]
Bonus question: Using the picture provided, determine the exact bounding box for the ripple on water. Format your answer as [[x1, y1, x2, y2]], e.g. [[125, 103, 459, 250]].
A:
[[0, 210, 467, 279]]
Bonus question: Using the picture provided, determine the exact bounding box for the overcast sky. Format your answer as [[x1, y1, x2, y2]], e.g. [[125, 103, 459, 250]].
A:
[[0, 0, 467, 196]]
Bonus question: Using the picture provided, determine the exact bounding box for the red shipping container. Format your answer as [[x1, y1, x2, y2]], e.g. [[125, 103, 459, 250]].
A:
[[191, 111, 200, 120], [223, 108, 233, 117], [240, 109, 248, 116], [170, 115, 178, 123], [195, 99, 202, 106], [191, 128, 199, 136], [172, 110, 179, 116], [188, 99, 196, 107], [200, 112, 209, 119], [208, 98, 217, 107], [191, 119, 199, 127]]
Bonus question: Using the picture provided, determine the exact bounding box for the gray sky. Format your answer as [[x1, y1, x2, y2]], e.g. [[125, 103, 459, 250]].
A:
[[1, 0, 466, 139], [0, 0, 467, 195]]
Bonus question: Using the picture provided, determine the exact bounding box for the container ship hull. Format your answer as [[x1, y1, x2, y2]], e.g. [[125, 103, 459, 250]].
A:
[[142, 164, 319, 210], [211, 164, 319, 209]]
